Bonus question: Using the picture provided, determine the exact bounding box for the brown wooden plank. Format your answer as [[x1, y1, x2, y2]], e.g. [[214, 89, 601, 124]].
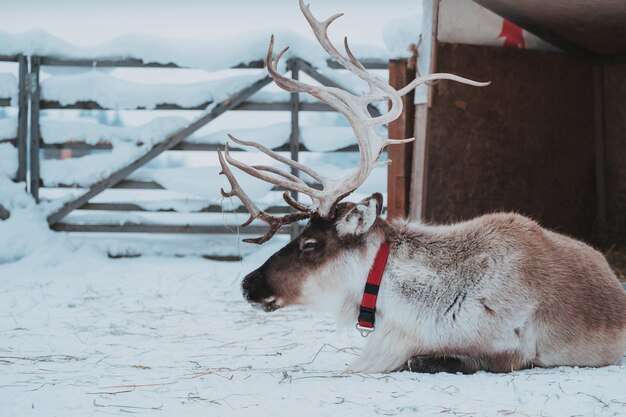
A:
[[46, 75, 274, 225], [51, 223, 292, 235], [387, 59, 416, 219], [326, 58, 388, 70], [40, 57, 183, 68], [40, 141, 360, 152], [79, 202, 291, 214], [37, 56, 383, 69], [113, 181, 164, 189], [237, 101, 337, 111], [40, 100, 213, 111], [38, 100, 335, 112], [0, 55, 19, 62], [201, 255, 243, 262], [50, 180, 163, 189], [39, 57, 267, 69], [289, 60, 301, 238], [29, 57, 41, 202], [16, 55, 28, 182]]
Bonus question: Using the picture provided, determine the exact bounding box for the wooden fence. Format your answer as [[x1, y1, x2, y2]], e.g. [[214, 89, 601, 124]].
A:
[[19, 55, 414, 238]]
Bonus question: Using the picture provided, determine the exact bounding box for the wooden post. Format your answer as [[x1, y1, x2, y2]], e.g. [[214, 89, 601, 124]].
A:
[[387, 58, 417, 219], [0, 204, 9, 221], [289, 59, 301, 239], [29, 56, 41, 202], [16, 55, 28, 183]]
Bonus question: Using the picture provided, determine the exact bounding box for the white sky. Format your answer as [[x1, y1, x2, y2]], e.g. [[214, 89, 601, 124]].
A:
[[0, 0, 421, 47]]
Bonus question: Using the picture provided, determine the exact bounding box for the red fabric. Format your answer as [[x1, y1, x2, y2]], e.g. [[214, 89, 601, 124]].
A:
[[362, 293, 377, 308], [499, 20, 526, 48], [358, 241, 390, 329]]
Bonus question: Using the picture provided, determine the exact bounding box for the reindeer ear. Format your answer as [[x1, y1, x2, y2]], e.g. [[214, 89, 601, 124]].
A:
[[336, 193, 383, 237]]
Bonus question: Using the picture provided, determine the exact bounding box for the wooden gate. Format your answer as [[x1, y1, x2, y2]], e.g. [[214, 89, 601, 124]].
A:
[[25, 56, 404, 238]]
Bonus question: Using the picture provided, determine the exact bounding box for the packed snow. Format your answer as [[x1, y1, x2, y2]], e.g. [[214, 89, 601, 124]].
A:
[[40, 117, 189, 145], [1, 3, 624, 416], [1, 225, 625, 417], [0, 73, 18, 102], [0, 117, 17, 140], [187, 123, 359, 152], [40, 117, 187, 187], [188, 123, 291, 150], [0, 29, 398, 71], [382, 15, 422, 56], [41, 71, 265, 110], [0, 143, 17, 179]]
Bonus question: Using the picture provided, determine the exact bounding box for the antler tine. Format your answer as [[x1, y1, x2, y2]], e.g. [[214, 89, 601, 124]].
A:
[[217, 2, 491, 243], [223, 143, 321, 197], [397, 73, 491, 96], [299, 0, 404, 127], [227, 134, 326, 185], [266, 35, 315, 94], [218, 146, 312, 244], [283, 192, 310, 212], [343, 37, 379, 96], [252, 165, 307, 186], [218, 146, 261, 226], [299, 0, 365, 77]]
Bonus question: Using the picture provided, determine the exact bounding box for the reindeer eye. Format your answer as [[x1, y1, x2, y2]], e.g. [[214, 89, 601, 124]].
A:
[[301, 239, 320, 252]]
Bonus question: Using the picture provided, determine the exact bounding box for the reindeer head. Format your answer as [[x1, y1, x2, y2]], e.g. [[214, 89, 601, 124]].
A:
[[241, 193, 384, 313], [217, 0, 488, 313]]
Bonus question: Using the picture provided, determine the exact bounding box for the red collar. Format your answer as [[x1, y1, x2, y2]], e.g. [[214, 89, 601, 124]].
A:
[[356, 241, 390, 337]]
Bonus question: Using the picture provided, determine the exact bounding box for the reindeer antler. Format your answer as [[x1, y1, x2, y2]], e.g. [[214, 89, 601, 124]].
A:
[[217, 144, 312, 244], [219, 0, 490, 243]]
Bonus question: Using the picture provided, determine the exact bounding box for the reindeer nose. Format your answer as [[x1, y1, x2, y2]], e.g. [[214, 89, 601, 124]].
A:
[[241, 269, 273, 304]]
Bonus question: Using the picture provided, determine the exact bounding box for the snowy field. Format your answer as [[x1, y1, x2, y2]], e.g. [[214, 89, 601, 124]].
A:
[[1, 1, 624, 415], [1, 241, 625, 417]]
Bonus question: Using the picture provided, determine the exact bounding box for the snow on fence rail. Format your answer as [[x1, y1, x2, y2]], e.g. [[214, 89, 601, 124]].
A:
[[0, 29, 394, 72], [20, 54, 391, 239]]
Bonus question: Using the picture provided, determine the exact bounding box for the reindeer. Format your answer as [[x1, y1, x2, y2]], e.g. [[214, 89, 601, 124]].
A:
[[218, 0, 626, 374]]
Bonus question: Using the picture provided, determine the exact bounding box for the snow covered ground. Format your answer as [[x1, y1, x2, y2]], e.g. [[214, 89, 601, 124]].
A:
[[1, 235, 625, 417], [1, 1, 624, 415]]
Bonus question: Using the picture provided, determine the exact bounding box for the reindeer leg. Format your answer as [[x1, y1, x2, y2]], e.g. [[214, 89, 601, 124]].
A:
[[403, 355, 479, 374]]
